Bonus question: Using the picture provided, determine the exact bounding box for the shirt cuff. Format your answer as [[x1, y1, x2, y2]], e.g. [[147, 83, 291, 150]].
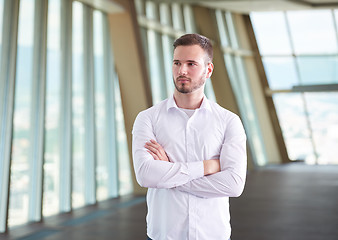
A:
[[186, 161, 204, 180]]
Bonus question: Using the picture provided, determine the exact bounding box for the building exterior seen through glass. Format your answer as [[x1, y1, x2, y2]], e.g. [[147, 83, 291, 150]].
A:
[[251, 10, 338, 164]]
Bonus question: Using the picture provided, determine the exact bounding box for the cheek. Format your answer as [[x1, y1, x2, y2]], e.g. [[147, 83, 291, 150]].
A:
[[196, 68, 207, 78], [172, 66, 179, 76]]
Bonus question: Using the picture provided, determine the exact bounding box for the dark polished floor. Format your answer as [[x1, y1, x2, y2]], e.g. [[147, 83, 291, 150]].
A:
[[1, 163, 338, 240]]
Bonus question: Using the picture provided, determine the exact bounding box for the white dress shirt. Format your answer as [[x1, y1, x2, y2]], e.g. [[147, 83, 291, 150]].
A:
[[132, 95, 247, 240]]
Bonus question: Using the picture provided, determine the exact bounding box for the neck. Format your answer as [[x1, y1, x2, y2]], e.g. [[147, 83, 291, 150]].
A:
[[173, 89, 204, 109]]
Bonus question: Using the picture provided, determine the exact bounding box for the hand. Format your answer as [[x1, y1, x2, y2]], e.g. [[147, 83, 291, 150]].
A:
[[144, 140, 170, 162], [203, 159, 220, 175]]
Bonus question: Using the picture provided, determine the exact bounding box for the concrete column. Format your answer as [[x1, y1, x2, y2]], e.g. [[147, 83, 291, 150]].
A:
[[108, 0, 151, 194]]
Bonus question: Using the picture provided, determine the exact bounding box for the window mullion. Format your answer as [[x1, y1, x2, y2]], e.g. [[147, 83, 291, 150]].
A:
[[284, 12, 319, 163], [183, 4, 196, 33], [102, 13, 118, 198], [0, 0, 20, 233], [59, 0, 73, 213], [159, 3, 174, 97], [28, 0, 48, 222], [83, 4, 96, 204]]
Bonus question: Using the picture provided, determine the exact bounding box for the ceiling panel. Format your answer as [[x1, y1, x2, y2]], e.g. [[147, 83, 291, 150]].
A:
[[147, 0, 338, 13], [198, 1, 312, 14]]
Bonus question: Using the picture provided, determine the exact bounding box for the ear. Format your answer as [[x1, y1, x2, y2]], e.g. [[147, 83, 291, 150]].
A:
[[206, 62, 214, 78]]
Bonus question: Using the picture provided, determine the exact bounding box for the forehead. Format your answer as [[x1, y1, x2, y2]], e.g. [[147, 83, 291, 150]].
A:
[[173, 45, 206, 62]]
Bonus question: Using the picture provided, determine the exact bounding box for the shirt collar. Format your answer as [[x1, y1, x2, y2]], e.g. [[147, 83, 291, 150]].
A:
[[167, 94, 212, 112]]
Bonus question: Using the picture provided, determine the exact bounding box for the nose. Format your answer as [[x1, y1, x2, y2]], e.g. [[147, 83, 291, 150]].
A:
[[179, 64, 187, 76]]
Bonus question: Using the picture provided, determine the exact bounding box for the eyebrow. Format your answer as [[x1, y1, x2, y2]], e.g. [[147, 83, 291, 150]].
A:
[[173, 60, 199, 63]]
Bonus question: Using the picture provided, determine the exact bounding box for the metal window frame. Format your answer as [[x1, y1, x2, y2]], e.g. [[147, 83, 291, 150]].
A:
[[28, 0, 48, 222], [216, 9, 268, 166], [83, 4, 96, 205], [226, 12, 268, 165], [171, 2, 184, 31], [252, 10, 338, 164], [59, 0, 73, 213], [102, 13, 119, 197], [283, 11, 319, 163], [183, 4, 196, 33], [145, 1, 167, 104], [0, 0, 123, 231], [159, 3, 174, 97], [0, 0, 20, 233]]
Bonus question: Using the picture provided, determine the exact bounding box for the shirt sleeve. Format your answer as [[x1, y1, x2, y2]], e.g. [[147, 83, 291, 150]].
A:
[[132, 110, 204, 189], [176, 115, 247, 198]]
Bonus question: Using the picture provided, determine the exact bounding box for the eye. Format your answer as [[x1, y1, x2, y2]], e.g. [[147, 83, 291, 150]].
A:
[[188, 62, 197, 66], [173, 62, 180, 66]]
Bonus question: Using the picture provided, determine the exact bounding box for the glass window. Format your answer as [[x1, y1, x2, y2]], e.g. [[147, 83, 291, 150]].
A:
[[296, 56, 338, 85], [305, 93, 338, 164], [93, 10, 109, 201], [146, 2, 167, 104], [250, 12, 292, 55], [43, 0, 61, 217], [215, 10, 230, 47], [114, 77, 133, 196], [145, 0, 158, 21], [273, 93, 315, 163], [262, 57, 299, 89], [335, 10, 338, 32], [161, 34, 174, 97], [251, 10, 338, 166], [217, 11, 267, 166], [287, 10, 337, 54], [159, 3, 171, 26], [183, 4, 196, 33], [235, 56, 267, 165], [159, 4, 174, 97], [147, 1, 168, 103], [135, 0, 145, 16], [0, 0, 4, 58], [171, 3, 184, 30], [72, 1, 85, 209], [147, 30, 167, 104], [8, 0, 35, 227]]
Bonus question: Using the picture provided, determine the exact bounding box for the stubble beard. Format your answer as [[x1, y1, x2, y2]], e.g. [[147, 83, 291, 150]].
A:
[[173, 75, 206, 94]]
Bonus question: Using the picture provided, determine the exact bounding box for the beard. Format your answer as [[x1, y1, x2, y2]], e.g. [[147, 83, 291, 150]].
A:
[[173, 75, 206, 94]]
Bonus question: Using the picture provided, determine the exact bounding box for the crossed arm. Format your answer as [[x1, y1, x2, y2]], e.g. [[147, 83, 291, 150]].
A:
[[132, 112, 247, 198], [145, 139, 221, 176]]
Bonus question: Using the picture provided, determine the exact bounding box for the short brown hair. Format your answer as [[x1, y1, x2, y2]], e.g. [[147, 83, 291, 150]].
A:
[[173, 33, 213, 63]]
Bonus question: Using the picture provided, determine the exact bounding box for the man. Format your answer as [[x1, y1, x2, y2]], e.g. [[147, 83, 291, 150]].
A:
[[132, 33, 247, 240]]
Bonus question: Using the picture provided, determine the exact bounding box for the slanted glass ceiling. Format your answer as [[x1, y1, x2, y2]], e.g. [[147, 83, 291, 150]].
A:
[[251, 10, 338, 165]]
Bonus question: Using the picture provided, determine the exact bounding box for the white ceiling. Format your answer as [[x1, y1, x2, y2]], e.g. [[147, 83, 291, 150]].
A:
[[79, 0, 124, 13], [148, 0, 338, 13], [199, 1, 312, 13]]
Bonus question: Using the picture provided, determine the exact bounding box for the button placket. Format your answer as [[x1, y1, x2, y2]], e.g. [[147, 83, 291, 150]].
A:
[[186, 116, 198, 240]]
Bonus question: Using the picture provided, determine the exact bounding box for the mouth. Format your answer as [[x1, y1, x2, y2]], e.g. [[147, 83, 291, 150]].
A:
[[177, 77, 190, 83]]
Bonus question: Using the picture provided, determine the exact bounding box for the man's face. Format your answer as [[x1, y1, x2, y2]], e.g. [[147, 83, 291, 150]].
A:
[[172, 45, 213, 94]]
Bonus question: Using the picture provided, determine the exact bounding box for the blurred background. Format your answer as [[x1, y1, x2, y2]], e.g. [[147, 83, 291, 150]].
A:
[[0, 0, 337, 238]]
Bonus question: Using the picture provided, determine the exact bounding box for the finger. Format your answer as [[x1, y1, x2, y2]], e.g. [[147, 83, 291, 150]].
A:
[[147, 150, 159, 160], [146, 140, 161, 147], [147, 140, 165, 154], [144, 144, 159, 155], [145, 142, 164, 155], [150, 139, 159, 146], [145, 141, 158, 148], [145, 145, 165, 161]]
